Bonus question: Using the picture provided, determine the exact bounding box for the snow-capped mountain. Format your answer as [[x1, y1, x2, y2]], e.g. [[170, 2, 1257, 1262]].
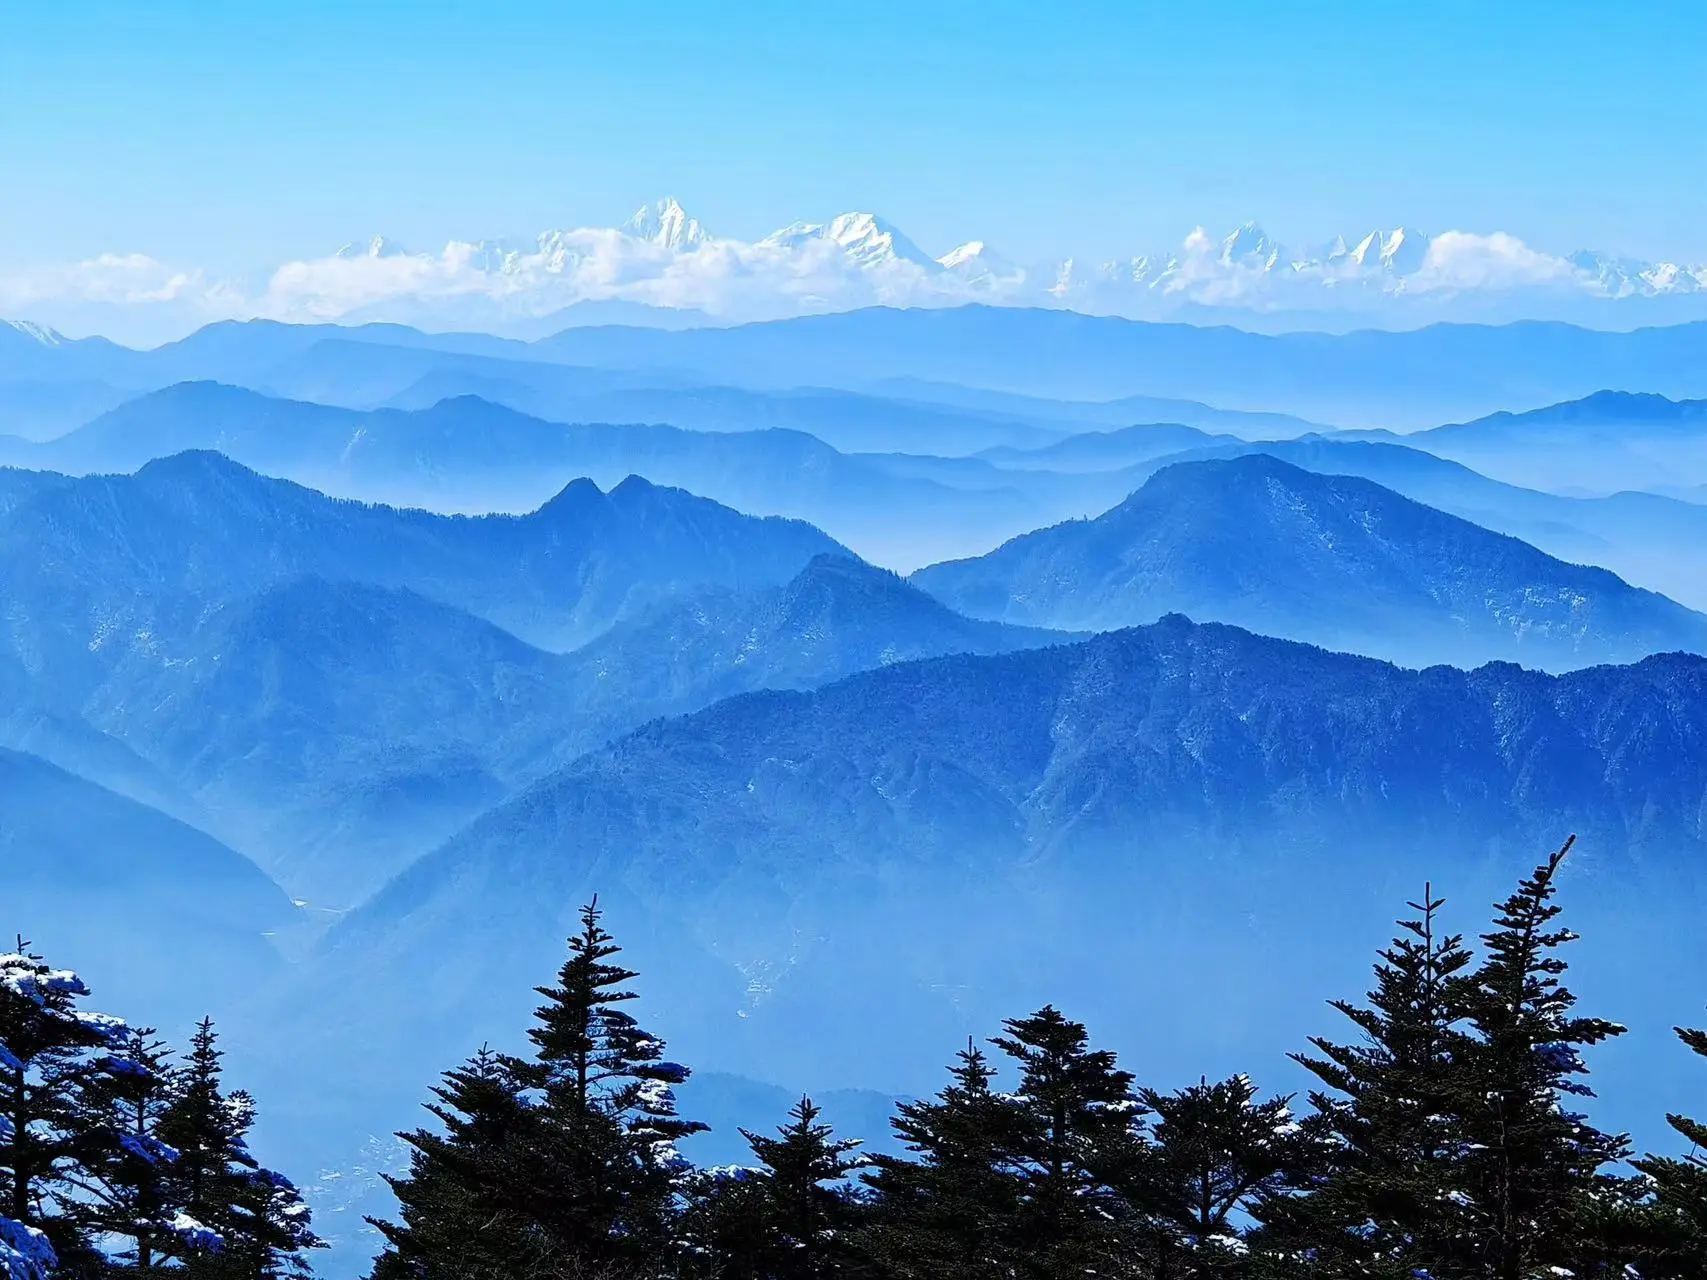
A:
[[1, 319, 66, 346], [936, 240, 1024, 289], [13, 196, 1707, 342], [623, 197, 712, 250], [760, 212, 941, 271]]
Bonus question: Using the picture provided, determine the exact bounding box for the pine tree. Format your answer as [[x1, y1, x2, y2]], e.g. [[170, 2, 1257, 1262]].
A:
[[677, 1165, 772, 1280], [1446, 837, 1633, 1279], [989, 1005, 1146, 1278], [371, 899, 701, 1279], [72, 1026, 183, 1272], [737, 1096, 866, 1280], [163, 1020, 320, 1280], [1133, 1074, 1309, 1279], [1633, 1020, 1707, 1276], [1257, 884, 1476, 1279], [370, 1046, 551, 1280], [860, 1042, 1022, 1280], [0, 943, 127, 1279], [506, 897, 705, 1269]]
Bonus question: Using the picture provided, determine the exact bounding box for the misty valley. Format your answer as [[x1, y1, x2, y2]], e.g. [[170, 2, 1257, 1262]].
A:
[[4, 306, 1707, 1279]]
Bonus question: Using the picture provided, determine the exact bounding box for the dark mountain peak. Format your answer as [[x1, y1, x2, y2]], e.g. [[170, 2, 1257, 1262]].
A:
[[774, 553, 917, 621], [132, 447, 265, 484], [1439, 389, 1707, 435], [1102, 452, 1359, 526], [914, 455, 1707, 670], [410, 392, 536, 424], [791, 550, 885, 584], [608, 473, 661, 500], [127, 379, 280, 412], [532, 474, 611, 520]]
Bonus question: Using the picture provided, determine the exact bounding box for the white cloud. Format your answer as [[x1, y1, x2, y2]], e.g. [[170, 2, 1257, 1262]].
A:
[[1, 208, 1700, 344], [1181, 226, 1215, 256], [1406, 230, 1576, 293], [0, 252, 213, 309]]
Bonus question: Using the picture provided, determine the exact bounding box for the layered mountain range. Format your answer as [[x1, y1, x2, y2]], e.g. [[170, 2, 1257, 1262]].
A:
[[7, 301, 1707, 1277]]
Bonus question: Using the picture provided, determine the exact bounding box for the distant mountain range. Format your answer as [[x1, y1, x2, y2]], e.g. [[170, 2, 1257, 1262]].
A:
[[93, 555, 1059, 908], [14, 197, 1707, 343], [911, 454, 1707, 670], [13, 309, 1707, 429], [0, 449, 843, 662], [0, 383, 1108, 567], [1093, 434, 1707, 614], [305, 614, 1707, 1105], [1347, 390, 1707, 494], [0, 454, 1071, 906]]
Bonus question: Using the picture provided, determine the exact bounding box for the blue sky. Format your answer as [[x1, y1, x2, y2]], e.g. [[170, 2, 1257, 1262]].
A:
[[2, 0, 1704, 272]]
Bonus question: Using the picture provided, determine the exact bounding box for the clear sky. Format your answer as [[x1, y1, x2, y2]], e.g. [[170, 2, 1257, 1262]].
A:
[[2, 0, 1704, 273]]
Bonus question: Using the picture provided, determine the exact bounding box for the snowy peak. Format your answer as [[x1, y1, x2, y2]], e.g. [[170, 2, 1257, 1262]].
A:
[[334, 235, 407, 260], [1219, 223, 1283, 270], [937, 240, 1021, 285], [763, 211, 940, 270], [2, 319, 66, 346], [623, 197, 712, 250]]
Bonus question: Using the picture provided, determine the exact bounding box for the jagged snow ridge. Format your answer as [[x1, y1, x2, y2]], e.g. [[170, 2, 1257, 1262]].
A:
[[759, 212, 940, 270], [1, 318, 65, 346], [11, 198, 1707, 336], [623, 197, 712, 251]]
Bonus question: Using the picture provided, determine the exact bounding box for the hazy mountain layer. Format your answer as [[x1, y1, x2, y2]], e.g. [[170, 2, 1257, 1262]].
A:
[[911, 455, 1707, 669], [78, 557, 1058, 907], [0, 449, 844, 674], [287, 617, 1707, 1139]]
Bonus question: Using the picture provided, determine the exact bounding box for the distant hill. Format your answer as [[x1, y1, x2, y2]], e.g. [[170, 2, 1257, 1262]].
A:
[[977, 423, 1237, 471], [381, 375, 1070, 455], [560, 553, 1062, 733], [0, 746, 293, 1031], [1386, 390, 1707, 493], [36, 531, 1055, 907], [12, 312, 1707, 429], [5, 383, 1074, 567], [1039, 435, 1707, 614], [910, 454, 1707, 669], [311, 615, 1707, 1100], [0, 449, 845, 671], [526, 308, 1707, 427]]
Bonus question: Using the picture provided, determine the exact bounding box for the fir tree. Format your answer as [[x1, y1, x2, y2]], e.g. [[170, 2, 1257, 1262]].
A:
[[989, 1005, 1146, 1278], [1633, 1019, 1707, 1276], [507, 897, 705, 1268], [860, 1042, 1022, 1280], [1259, 884, 1477, 1279], [1133, 1073, 1308, 1279], [72, 1027, 183, 1272], [736, 1096, 866, 1280], [0, 943, 127, 1279], [163, 1020, 320, 1280], [1447, 837, 1633, 1279], [369, 1047, 550, 1280], [677, 1165, 772, 1280], [371, 900, 701, 1278]]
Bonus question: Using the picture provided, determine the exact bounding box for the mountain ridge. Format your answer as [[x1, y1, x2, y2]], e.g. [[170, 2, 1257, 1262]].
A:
[[910, 453, 1707, 669]]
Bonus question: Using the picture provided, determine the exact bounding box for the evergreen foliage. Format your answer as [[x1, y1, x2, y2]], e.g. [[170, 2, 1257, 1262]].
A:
[[732, 1097, 865, 1280], [1631, 1022, 1707, 1275], [859, 1042, 1018, 1280], [1131, 1073, 1309, 1279], [1448, 837, 1633, 1279], [13, 837, 1705, 1279], [367, 898, 705, 1279], [0, 946, 318, 1280]]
